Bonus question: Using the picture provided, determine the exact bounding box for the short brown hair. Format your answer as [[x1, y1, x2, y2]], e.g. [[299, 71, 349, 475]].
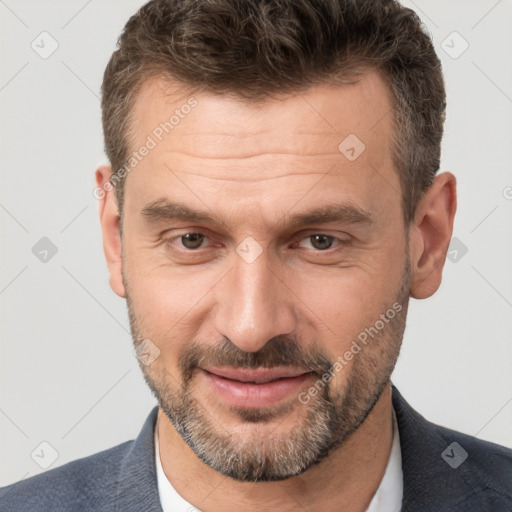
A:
[[101, 0, 445, 223]]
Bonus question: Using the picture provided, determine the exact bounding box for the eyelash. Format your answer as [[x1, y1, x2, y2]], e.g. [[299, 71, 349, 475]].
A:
[[163, 231, 350, 253]]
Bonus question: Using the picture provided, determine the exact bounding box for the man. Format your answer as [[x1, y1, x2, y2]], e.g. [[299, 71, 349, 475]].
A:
[[1, 0, 511, 510]]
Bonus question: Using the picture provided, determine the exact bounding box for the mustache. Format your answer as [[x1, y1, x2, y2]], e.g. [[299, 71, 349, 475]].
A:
[[179, 335, 333, 383]]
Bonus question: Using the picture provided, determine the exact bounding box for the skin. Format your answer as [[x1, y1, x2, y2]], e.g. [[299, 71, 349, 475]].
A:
[[96, 70, 456, 511]]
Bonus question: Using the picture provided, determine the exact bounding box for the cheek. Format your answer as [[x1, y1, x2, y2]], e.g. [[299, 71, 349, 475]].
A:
[[124, 253, 222, 350], [292, 258, 404, 352]]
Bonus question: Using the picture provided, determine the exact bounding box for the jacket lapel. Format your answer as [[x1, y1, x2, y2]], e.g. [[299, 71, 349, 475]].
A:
[[114, 406, 163, 512]]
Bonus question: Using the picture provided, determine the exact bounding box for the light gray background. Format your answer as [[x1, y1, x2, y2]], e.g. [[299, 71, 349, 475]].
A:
[[1, 0, 511, 486]]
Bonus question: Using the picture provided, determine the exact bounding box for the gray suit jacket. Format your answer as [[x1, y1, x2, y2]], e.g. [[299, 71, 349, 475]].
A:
[[1, 386, 511, 511]]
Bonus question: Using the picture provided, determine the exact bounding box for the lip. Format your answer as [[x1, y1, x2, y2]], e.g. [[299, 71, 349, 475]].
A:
[[204, 366, 311, 383], [200, 366, 314, 409]]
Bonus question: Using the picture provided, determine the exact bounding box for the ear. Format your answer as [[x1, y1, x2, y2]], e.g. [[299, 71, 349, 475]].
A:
[[408, 172, 457, 299], [95, 164, 126, 298]]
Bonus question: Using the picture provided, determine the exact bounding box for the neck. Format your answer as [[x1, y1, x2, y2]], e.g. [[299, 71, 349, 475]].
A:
[[157, 383, 394, 512]]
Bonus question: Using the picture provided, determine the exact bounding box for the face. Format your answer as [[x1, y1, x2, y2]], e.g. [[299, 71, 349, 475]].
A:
[[117, 72, 412, 481]]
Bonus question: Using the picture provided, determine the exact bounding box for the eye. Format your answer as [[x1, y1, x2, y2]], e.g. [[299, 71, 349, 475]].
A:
[[164, 231, 348, 257], [178, 232, 207, 250], [165, 232, 208, 251], [296, 234, 344, 251]]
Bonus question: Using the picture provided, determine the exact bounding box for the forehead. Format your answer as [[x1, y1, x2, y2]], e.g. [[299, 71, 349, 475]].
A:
[[123, 71, 399, 227], [128, 71, 393, 161]]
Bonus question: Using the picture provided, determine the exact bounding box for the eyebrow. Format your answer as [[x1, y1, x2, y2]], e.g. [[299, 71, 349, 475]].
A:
[[140, 198, 373, 229]]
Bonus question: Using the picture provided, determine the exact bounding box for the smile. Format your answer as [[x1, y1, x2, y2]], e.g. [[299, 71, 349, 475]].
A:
[[199, 366, 315, 409]]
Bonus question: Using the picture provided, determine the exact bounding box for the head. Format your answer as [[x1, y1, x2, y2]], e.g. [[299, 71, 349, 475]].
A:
[[96, 0, 456, 481]]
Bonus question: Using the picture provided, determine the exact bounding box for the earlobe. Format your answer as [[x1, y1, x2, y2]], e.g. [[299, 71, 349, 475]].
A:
[[95, 165, 126, 298], [409, 172, 457, 299]]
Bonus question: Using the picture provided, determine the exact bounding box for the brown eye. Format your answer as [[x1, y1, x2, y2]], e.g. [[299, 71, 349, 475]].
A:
[[180, 233, 206, 249]]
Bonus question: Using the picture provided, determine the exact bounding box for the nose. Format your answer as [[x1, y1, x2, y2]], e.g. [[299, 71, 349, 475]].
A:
[[212, 249, 297, 353]]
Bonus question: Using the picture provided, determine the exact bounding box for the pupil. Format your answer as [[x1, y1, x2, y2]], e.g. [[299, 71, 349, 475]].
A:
[[311, 235, 332, 250], [182, 233, 204, 249]]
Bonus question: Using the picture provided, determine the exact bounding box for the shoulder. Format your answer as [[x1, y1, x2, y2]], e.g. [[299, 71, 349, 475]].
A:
[[392, 385, 512, 511], [0, 407, 160, 512], [430, 420, 512, 505], [0, 440, 133, 512]]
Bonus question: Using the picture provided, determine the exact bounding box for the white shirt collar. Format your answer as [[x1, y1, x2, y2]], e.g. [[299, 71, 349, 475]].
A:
[[365, 407, 403, 512], [155, 408, 403, 512], [154, 421, 196, 511]]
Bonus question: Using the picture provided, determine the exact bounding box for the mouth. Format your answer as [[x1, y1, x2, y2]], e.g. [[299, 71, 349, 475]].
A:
[[199, 366, 315, 409], [204, 366, 312, 383]]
